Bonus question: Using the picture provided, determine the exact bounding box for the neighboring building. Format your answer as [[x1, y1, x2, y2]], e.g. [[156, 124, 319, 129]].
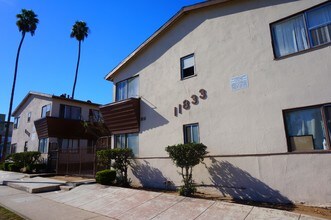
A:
[[0, 114, 13, 160], [11, 91, 108, 175], [101, 0, 331, 206]]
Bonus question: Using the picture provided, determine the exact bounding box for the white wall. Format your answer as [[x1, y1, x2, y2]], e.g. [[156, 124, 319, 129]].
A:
[[112, 0, 331, 205], [11, 95, 52, 152]]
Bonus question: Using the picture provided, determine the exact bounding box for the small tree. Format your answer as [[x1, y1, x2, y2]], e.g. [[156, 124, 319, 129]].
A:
[[165, 143, 207, 196], [96, 148, 133, 186]]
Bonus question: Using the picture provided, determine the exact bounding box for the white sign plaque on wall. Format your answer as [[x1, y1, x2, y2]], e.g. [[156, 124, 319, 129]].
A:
[[231, 74, 249, 91]]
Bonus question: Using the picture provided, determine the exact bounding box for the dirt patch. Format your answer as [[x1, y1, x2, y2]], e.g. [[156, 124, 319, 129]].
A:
[[48, 175, 94, 183], [193, 192, 331, 219]]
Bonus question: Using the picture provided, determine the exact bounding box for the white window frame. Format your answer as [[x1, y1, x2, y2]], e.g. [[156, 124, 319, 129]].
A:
[[180, 54, 196, 80]]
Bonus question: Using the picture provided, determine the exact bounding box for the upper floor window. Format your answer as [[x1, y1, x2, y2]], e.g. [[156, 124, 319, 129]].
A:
[[27, 112, 31, 123], [181, 54, 195, 79], [59, 104, 81, 120], [13, 117, 20, 129], [41, 104, 51, 118], [11, 143, 17, 154], [115, 76, 139, 101], [89, 109, 101, 122], [271, 2, 331, 58], [183, 123, 199, 144], [284, 105, 331, 152]]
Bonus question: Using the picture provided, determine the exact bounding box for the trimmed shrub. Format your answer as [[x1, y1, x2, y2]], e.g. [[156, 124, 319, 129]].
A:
[[97, 148, 133, 186], [0, 163, 4, 170], [7, 151, 41, 168], [96, 169, 116, 185], [8, 164, 20, 172], [165, 143, 208, 197], [4, 162, 13, 171]]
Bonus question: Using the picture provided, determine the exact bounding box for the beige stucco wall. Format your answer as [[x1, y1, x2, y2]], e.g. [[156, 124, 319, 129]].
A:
[[111, 0, 331, 205], [12, 95, 100, 155], [11, 95, 52, 153]]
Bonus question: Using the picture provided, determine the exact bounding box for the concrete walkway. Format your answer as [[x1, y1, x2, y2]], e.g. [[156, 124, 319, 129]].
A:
[[0, 171, 326, 220]]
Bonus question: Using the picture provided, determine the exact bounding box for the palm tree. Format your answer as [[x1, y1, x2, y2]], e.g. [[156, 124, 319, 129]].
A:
[[1, 9, 38, 162], [70, 21, 89, 99]]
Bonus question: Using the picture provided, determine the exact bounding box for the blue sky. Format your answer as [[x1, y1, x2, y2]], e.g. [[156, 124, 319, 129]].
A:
[[0, 0, 204, 119]]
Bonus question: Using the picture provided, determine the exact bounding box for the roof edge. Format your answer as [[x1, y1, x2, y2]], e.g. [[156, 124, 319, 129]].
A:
[[104, 0, 230, 82], [12, 91, 52, 116]]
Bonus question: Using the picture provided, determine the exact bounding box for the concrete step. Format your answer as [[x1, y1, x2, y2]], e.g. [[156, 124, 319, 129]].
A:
[[3, 177, 66, 193]]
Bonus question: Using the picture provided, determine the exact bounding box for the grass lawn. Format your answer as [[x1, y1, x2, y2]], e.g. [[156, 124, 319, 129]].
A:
[[0, 205, 23, 220]]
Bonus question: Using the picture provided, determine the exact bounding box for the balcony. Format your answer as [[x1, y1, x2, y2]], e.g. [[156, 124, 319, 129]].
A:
[[100, 98, 140, 134], [34, 117, 109, 139]]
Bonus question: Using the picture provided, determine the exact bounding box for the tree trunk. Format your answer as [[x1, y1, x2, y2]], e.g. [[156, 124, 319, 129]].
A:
[[71, 40, 81, 99], [1, 32, 26, 162]]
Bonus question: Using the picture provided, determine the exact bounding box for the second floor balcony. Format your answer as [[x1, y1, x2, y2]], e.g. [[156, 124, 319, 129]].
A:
[[100, 98, 140, 134]]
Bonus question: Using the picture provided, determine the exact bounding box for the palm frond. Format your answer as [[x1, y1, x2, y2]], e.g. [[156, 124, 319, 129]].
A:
[[16, 9, 39, 36]]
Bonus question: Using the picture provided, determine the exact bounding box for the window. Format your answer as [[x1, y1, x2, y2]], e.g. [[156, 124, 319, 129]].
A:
[[183, 123, 200, 144], [39, 138, 48, 153], [13, 117, 19, 129], [24, 141, 28, 152], [59, 104, 81, 120], [58, 138, 79, 153], [271, 2, 331, 58], [41, 104, 51, 118], [27, 112, 31, 123], [114, 133, 139, 156], [181, 54, 195, 79], [89, 109, 101, 122], [87, 139, 95, 154], [10, 144, 17, 154], [284, 105, 331, 152], [115, 76, 139, 101]]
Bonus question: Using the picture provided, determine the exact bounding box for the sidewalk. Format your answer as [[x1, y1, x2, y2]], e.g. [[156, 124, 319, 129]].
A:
[[0, 171, 326, 220]]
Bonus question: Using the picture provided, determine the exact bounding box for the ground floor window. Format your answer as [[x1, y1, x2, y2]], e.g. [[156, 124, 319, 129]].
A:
[[183, 123, 200, 144], [58, 139, 79, 153], [114, 133, 139, 156], [10, 143, 17, 154], [284, 105, 331, 151], [39, 138, 48, 153]]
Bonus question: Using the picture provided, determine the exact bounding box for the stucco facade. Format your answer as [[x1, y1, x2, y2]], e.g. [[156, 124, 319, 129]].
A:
[[103, 0, 331, 206], [11, 92, 100, 156], [11, 93, 52, 153]]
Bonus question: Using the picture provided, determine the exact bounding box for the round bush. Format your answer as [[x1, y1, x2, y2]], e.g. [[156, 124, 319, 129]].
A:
[[8, 164, 20, 172], [95, 169, 116, 185]]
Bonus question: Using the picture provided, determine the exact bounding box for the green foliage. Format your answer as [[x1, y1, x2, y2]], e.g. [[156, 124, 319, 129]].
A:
[[70, 21, 89, 41], [96, 149, 112, 169], [4, 162, 13, 171], [0, 163, 4, 170], [165, 143, 208, 196], [8, 164, 20, 172], [95, 169, 116, 185], [16, 9, 39, 36], [96, 148, 133, 186], [7, 151, 41, 169], [6, 152, 41, 173]]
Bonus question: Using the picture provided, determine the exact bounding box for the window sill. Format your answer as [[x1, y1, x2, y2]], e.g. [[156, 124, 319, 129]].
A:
[[274, 41, 331, 60], [181, 74, 197, 81]]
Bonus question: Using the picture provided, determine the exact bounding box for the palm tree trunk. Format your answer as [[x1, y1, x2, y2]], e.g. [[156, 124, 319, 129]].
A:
[[71, 40, 81, 99], [1, 32, 26, 162]]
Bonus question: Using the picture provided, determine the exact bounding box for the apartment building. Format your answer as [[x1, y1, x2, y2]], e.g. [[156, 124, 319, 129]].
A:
[[101, 0, 331, 206], [11, 91, 107, 175]]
